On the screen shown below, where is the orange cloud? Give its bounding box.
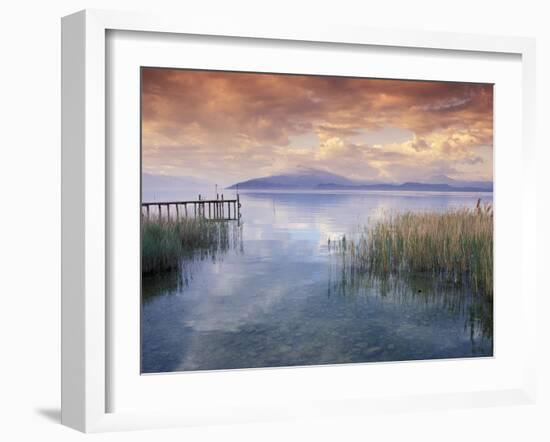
[141,68,493,184]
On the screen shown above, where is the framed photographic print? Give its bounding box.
[139,68,495,374]
[61,9,537,432]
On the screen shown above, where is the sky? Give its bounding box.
[141,68,493,187]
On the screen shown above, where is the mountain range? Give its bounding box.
[227,167,492,192]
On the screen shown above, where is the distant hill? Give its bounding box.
[227,168,493,192]
[317,182,492,192]
[142,173,214,202]
[426,174,493,191]
[226,166,358,190]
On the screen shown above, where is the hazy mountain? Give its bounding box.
[142,173,212,189]
[142,173,214,202]
[228,168,492,192]
[226,166,358,189]
[317,182,491,192]
[427,174,493,191]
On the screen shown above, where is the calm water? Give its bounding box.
[141,190,493,373]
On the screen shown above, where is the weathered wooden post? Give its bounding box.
[237,193,241,225]
[175,204,179,219]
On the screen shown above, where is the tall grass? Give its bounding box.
[142,217,241,274]
[330,201,493,298]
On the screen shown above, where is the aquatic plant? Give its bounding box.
[142,217,242,274]
[329,201,493,298]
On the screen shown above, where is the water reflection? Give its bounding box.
[327,267,493,344]
[141,190,493,373]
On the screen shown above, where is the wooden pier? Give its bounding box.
[142,194,241,222]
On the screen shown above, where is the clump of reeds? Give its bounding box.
[330,200,493,298]
[142,217,241,274]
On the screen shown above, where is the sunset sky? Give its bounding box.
[141,68,493,187]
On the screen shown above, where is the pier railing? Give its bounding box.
[141,194,241,222]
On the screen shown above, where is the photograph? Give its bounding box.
[140,68,494,374]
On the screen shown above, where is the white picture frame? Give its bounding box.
[61,9,537,433]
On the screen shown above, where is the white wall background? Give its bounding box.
[0,1,547,440]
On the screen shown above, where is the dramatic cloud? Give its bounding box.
[142,68,493,185]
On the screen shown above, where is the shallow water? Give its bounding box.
[141,190,493,373]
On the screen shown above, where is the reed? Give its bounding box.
[142,217,240,274]
[330,200,493,297]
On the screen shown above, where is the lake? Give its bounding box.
[141,190,493,373]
